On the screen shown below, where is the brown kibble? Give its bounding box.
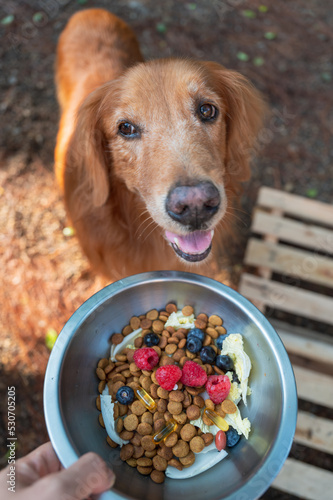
[115,353,127,362]
[95,367,106,381]
[190,436,205,453]
[213,365,225,375]
[165,343,178,354]
[157,444,174,461]
[204,399,215,410]
[131,400,146,416]
[98,413,105,428]
[202,412,213,426]
[126,350,136,364]
[209,314,223,326]
[166,326,175,334]
[129,316,141,330]
[97,358,109,369]
[216,326,227,336]
[206,327,218,339]
[193,395,205,408]
[166,303,178,314]
[169,390,185,402]
[130,433,142,447]
[145,449,157,458]
[152,320,164,333]
[95,395,101,411]
[122,325,133,336]
[137,422,153,436]
[146,309,159,320]
[221,399,237,414]
[140,318,152,329]
[168,458,183,471]
[98,380,106,394]
[159,314,169,323]
[150,383,159,398]
[153,455,168,471]
[203,334,212,346]
[150,470,165,484]
[179,450,195,467]
[157,386,169,399]
[137,457,153,467]
[183,390,192,408]
[116,418,124,434]
[153,411,165,422]
[132,446,145,459]
[168,337,179,345]
[111,333,124,345]
[186,386,203,396]
[106,436,119,448]
[167,401,183,415]
[141,376,152,392]
[180,423,197,442]
[119,430,134,440]
[141,435,156,451]
[202,433,214,446]
[194,318,206,330]
[182,305,194,316]
[124,414,139,431]
[134,337,143,348]
[115,363,130,373]
[126,458,137,467]
[152,346,161,357]
[186,404,201,420]
[154,419,166,434]
[158,336,168,349]
[162,330,170,338]
[164,431,178,448]
[197,313,208,322]
[179,356,189,367]
[172,440,190,458]
[157,399,168,413]
[173,412,187,425]
[178,339,186,349]
[137,466,153,475]
[205,364,213,375]
[120,443,134,461]
[141,412,153,425]
[118,403,128,417]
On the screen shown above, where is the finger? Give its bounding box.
[14,442,62,488]
[27,452,115,499]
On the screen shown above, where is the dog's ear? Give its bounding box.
[203,62,268,182]
[66,83,114,208]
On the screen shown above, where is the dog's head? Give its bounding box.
[68,59,266,263]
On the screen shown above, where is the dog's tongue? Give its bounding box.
[165,230,213,255]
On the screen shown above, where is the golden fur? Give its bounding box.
[55,9,266,281]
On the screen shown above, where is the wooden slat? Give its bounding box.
[277,329,333,366]
[272,458,333,499]
[295,411,333,455]
[293,365,333,408]
[239,273,333,325]
[258,187,333,228]
[244,238,333,289]
[252,210,333,255]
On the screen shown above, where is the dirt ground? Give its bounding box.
[0,0,332,498]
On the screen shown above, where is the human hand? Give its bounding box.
[0,441,115,500]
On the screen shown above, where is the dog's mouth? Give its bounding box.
[165,229,214,263]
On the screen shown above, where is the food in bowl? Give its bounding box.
[95,303,252,484]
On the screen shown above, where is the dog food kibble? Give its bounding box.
[96,303,252,483]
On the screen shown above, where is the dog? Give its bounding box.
[55,9,266,281]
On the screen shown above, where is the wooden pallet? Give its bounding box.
[239,187,333,500]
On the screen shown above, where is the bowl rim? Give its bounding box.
[44,270,298,500]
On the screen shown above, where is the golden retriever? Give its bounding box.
[55,9,266,281]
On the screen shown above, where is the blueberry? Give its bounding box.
[216,333,230,350]
[226,427,241,447]
[186,336,202,353]
[187,328,205,342]
[116,386,135,405]
[232,371,240,384]
[143,333,160,347]
[216,354,234,372]
[200,346,216,364]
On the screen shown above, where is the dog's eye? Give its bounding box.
[118,122,139,138]
[199,103,218,121]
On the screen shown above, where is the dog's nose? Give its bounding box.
[166,181,220,229]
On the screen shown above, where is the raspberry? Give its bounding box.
[206,375,231,404]
[180,360,207,387]
[156,365,182,391]
[133,347,159,370]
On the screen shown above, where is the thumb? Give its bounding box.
[30,452,115,499]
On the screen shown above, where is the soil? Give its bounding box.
[0,1,332,498]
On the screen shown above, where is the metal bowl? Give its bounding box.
[44,271,297,500]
